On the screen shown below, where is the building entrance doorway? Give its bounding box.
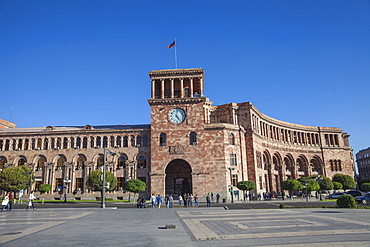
[165,159,192,196]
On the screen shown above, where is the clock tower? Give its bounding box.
[148,68,213,196]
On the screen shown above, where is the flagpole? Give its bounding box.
[174,38,178,69]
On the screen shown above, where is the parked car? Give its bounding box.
[325,192,350,199]
[346,190,364,197]
[354,193,370,205]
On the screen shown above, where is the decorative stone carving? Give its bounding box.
[169,145,184,155]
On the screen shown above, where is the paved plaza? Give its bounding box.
[0,206,369,247]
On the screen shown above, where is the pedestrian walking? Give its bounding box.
[216,193,220,203]
[178,194,183,206]
[26,191,36,210]
[1,194,9,212]
[206,194,211,207]
[165,194,170,208]
[188,194,193,207]
[183,194,188,208]
[194,194,199,207]
[168,195,173,208]
[8,193,13,211]
[156,195,162,209]
[150,194,156,208]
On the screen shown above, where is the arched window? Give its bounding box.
[143,136,149,147]
[103,136,108,148]
[24,139,29,150]
[0,156,7,170]
[116,136,122,147]
[137,156,147,169]
[76,137,81,148]
[189,132,197,145]
[63,137,68,149]
[136,136,141,147]
[159,133,167,146]
[117,156,127,169]
[55,138,61,149]
[123,136,128,147]
[76,156,85,170]
[229,133,235,145]
[83,137,88,148]
[36,157,46,171]
[37,138,42,149]
[18,158,26,166]
[97,155,104,168]
[56,157,65,170]
[96,137,101,148]
[18,139,23,150]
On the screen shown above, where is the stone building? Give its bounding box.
[356,147,370,181]
[0,68,355,200]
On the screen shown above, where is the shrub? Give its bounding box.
[360,183,370,191]
[336,195,357,208]
[279,204,286,209]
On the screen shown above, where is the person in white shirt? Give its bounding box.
[26,191,37,210]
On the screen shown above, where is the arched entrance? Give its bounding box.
[165,159,192,195]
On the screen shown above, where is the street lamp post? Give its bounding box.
[314,175,323,201]
[101,148,120,209]
[63,177,71,203]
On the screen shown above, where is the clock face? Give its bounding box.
[169,108,186,124]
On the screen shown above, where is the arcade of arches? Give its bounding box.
[259,150,324,193]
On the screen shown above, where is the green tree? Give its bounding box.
[125,179,146,201]
[298,177,320,192]
[0,165,32,193]
[281,179,303,200]
[236,181,256,201]
[38,184,52,194]
[332,174,356,191]
[360,183,370,191]
[310,175,334,191]
[333,181,343,191]
[86,169,117,193]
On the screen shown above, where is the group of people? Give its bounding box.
[1,191,37,212]
[141,193,218,208]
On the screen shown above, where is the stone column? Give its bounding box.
[161,79,165,99]
[151,80,155,99]
[189,78,193,97]
[200,77,204,96]
[170,78,174,98]
[180,78,184,98]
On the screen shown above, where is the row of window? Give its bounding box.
[0,154,148,170]
[159,132,198,146]
[0,135,149,151]
[158,132,237,146]
[251,114,340,147]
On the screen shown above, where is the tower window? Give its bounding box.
[159,133,167,146]
[189,132,197,145]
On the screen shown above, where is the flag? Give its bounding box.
[166,40,176,49]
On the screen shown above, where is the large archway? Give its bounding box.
[165,159,192,196]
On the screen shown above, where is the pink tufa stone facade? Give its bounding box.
[0,68,355,201]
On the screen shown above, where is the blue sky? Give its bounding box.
[0,1,369,156]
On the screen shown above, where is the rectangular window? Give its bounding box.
[75,178,83,190]
[117,177,125,190]
[230,154,237,166]
[232,174,238,186]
